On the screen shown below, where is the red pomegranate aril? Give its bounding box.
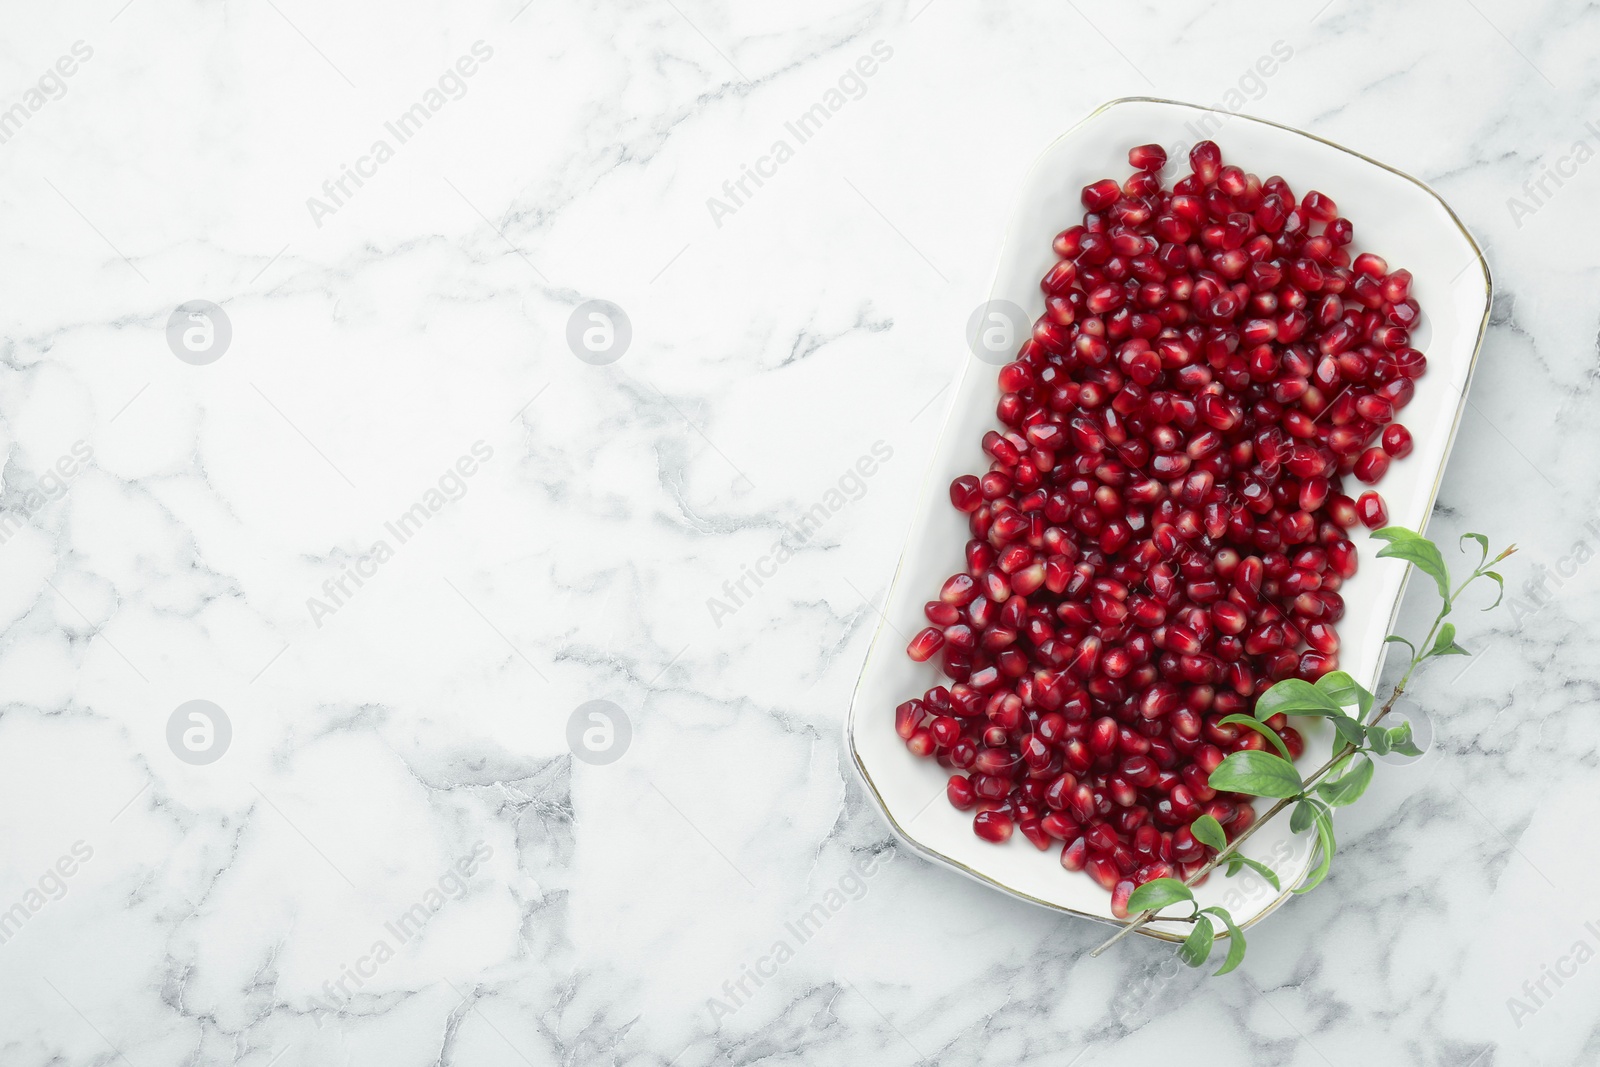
[1353,252,1387,277]
[950,475,981,512]
[1382,423,1413,458]
[1355,394,1394,423]
[1085,822,1119,853]
[1082,178,1122,211]
[973,809,1013,843]
[1121,754,1159,787]
[1305,622,1339,655]
[1019,819,1052,850]
[1325,494,1358,528]
[1069,783,1097,823]
[1086,855,1121,890]
[1380,376,1415,409]
[1041,812,1079,840]
[947,774,977,809]
[1165,625,1201,655]
[1302,190,1338,222]
[1354,447,1391,484]
[1111,878,1136,918]
[941,573,978,606]
[1394,347,1427,378]
[1357,491,1388,529]
[894,700,924,740]
[1044,774,1076,812]
[929,716,963,749]
[978,472,1011,503]
[973,773,1008,800]
[1129,143,1168,171]
[1172,825,1203,863]
[907,627,945,662]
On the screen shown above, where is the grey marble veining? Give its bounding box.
[0,0,1596,1064]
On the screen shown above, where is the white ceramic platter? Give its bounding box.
[847,97,1491,941]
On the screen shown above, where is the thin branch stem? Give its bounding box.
[1091,563,1494,958]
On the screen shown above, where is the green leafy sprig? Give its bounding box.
[1090,527,1513,969]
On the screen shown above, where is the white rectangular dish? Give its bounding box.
[847,97,1491,941]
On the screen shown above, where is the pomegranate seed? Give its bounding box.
[1353,252,1387,277]
[1357,491,1388,529]
[1086,855,1121,891]
[1281,727,1305,760]
[894,700,924,740]
[1111,878,1135,918]
[947,774,977,809]
[929,716,962,748]
[891,139,1425,901]
[1172,825,1202,863]
[1129,143,1167,171]
[907,627,945,662]
[973,809,1013,843]
[1190,141,1221,184]
[1082,179,1122,211]
[1354,447,1390,484]
[1302,190,1337,222]
[1382,424,1413,458]
[1041,812,1078,840]
[950,475,981,512]
[1019,819,1052,850]
[1383,269,1412,303]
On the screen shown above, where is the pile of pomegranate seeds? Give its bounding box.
[895,140,1427,917]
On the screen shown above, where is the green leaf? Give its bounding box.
[1315,671,1374,719]
[1126,877,1194,915]
[1202,907,1247,975]
[1427,622,1470,658]
[1289,798,1323,834]
[1333,714,1368,749]
[1387,722,1423,757]
[1253,678,1345,719]
[1218,713,1294,761]
[1370,526,1452,603]
[1209,750,1304,798]
[1384,634,1418,660]
[1226,855,1244,876]
[1178,915,1215,967]
[1480,571,1506,610]
[1460,532,1489,567]
[1232,855,1281,892]
[1190,813,1228,853]
[1367,723,1392,755]
[1294,809,1337,894]
[1316,754,1374,807]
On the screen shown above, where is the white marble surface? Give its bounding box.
[0,1,1596,1065]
